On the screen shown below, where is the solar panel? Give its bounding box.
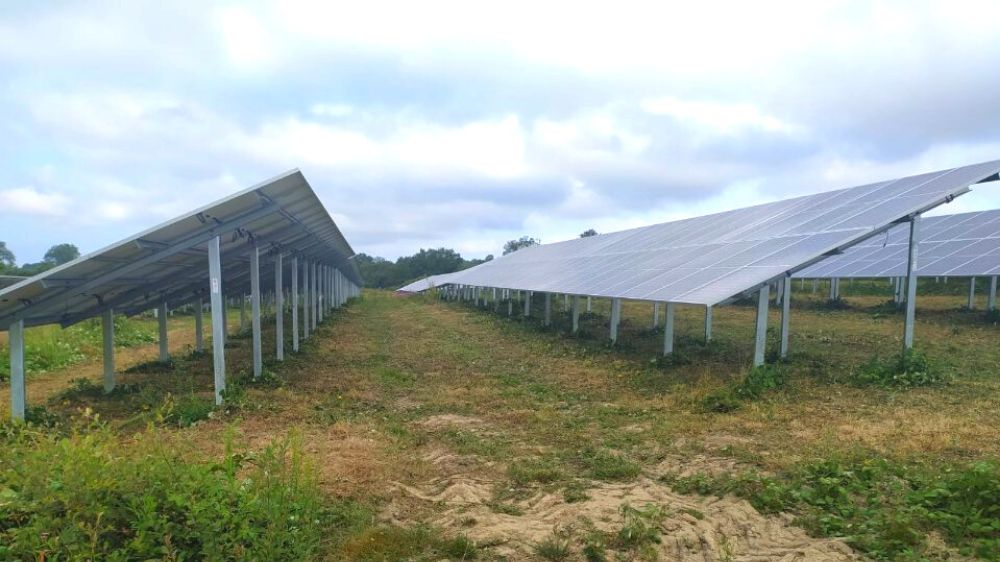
[397,272,462,293]
[0,276,26,290]
[0,170,361,330]
[400,160,1000,305]
[796,208,1000,279]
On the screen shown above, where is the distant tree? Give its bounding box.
[16,262,52,276]
[355,248,490,289]
[0,241,14,272]
[580,229,598,238]
[44,243,80,266]
[484,254,494,262]
[503,236,539,255]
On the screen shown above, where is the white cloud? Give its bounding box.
[310,103,354,117]
[641,97,797,136]
[0,187,70,216]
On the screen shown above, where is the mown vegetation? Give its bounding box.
[0,278,998,560]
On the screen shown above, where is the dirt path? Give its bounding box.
[256,293,859,561]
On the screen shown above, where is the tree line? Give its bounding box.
[359,229,598,289]
[0,241,80,276]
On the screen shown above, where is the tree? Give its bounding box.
[44,243,80,266]
[580,229,598,238]
[484,254,494,262]
[0,241,14,273]
[503,236,539,255]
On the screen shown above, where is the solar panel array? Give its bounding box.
[397,272,462,293]
[399,160,1000,305]
[0,170,360,330]
[796,209,1000,279]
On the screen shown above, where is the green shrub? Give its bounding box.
[0,421,325,561]
[701,364,787,413]
[854,350,950,388]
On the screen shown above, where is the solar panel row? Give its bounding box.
[402,160,1000,306]
[795,209,1000,279]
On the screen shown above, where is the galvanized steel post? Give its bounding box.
[704,305,713,342]
[662,302,675,356]
[9,319,25,420]
[753,285,770,367]
[275,253,284,361]
[158,301,169,362]
[780,274,791,358]
[903,216,921,351]
[208,236,226,405]
[102,308,115,393]
[250,243,262,378]
[292,257,299,351]
[610,298,621,343]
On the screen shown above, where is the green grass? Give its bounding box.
[0,421,326,561]
[665,457,1000,560]
[0,315,156,380]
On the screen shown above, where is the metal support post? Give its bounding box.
[208,236,226,405]
[250,243,262,379]
[158,301,169,362]
[9,319,25,420]
[903,216,921,351]
[753,285,770,367]
[275,253,284,361]
[704,305,713,342]
[662,302,675,356]
[102,308,115,392]
[968,277,977,310]
[652,302,660,329]
[989,276,998,312]
[292,257,299,351]
[572,295,580,333]
[194,297,204,352]
[610,298,621,343]
[544,293,552,326]
[780,274,791,358]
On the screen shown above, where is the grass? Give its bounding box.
[1,286,999,560]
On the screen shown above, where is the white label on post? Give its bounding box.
[211,277,220,294]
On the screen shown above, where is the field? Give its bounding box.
[1,280,999,561]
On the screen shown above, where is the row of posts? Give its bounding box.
[436,216,984,367]
[8,238,360,420]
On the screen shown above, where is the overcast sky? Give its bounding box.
[2,1,1000,263]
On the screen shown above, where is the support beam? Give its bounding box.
[989,276,997,312]
[780,274,791,359]
[753,285,770,367]
[102,308,115,393]
[275,253,284,361]
[587,296,592,312]
[704,305,713,343]
[572,295,580,333]
[903,216,921,351]
[311,262,318,330]
[652,302,660,329]
[250,243,262,379]
[208,236,226,405]
[544,293,552,326]
[158,301,169,362]
[194,298,204,352]
[524,291,531,317]
[292,257,300,352]
[610,298,621,343]
[662,302,675,356]
[10,319,25,420]
[302,260,310,340]
[968,277,977,310]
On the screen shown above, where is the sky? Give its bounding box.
[2,1,1000,264]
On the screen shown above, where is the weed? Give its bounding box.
[508,457,565,485]
[0,421,326,560]
[666,457,1000,560]
[580,449,641,481]
[854,349,950,388]
[701,364,787,412]
[615,503,664,550]
[534,535,571,560]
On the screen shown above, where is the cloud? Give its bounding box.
[0,187,70,216]
[1,1,1000,264]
